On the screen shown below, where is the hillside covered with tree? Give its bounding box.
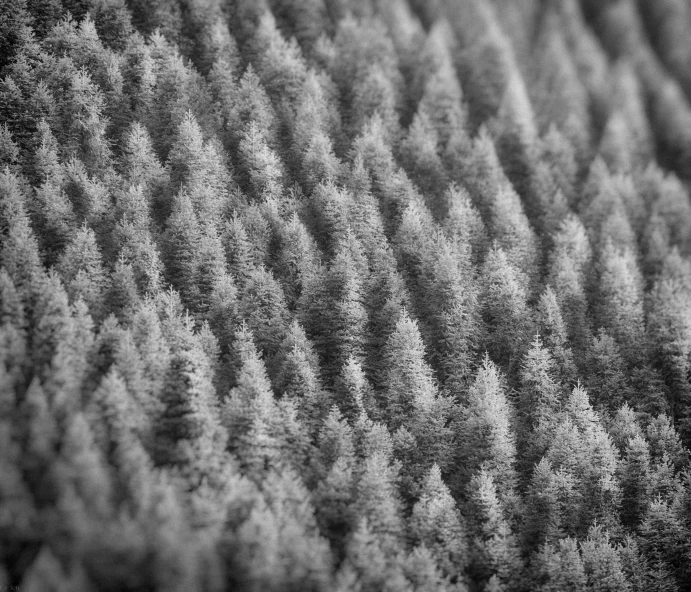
[2,0,691,590]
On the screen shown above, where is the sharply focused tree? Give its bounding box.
[465,468,523,591]
[299,229,368,384]
[481,246,534,373]
[452,356,517,497]
[409,464,468,582]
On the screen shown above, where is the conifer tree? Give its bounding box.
[250,11,308,109]
[535,287,577,385]
[315,453,356,560]
[547,213,593,355]
[452,356,517,496]
[120,122,169,207]
[427,238,483,394]
[212,63,277,153]
[167,110,230,221]
[146,31,218,160]
[481,246,534,372]
[154,320,229,493]
[237,265,290,362]
[595,241,645,362]
[334,355,377,423]
[580,525,631,592]
[56,224,108,318]
[409,464,468,581]
[442,185,488,267]
[161,189,201,308]
[222,324,309,479]
[274,213,321,309]
[518,335,562,470]
[639,497,691,590]
[465,469,523,591]
[648,251,691,438]
[619,434,653,528]
[352,450,404,551]
[533,537,587,592]
[523,457,577,550]
[455,129,539,286]
[273,319,324,416]
[380,309,435,427]
[398,110,448,219]
[362,243,410,384]
[414,22,466,150]
[237,120,285,201]
[299,230,368,384]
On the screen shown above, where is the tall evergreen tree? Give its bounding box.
[465,468,523,591]
[452,356,517,497]
[481,246,534,373]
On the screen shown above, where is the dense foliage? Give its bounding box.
[2,0,691,590]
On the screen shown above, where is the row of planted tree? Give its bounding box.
[1,0,691,590]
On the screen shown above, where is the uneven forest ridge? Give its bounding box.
[1,0,691,590]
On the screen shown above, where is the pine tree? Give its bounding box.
[380,309,435,426]
[535,287,577,385]
[547,213,593,355]
[518,335,562,471]
[442,184,488,267]
[291,69,342,191]
[145,31,218,160]
[538,125,578,209]
[0,0,31,71]
[409,464,468,581]
[0,170,44,302]
[427,237,483,394]
[167,110,230,221]
[414,21,466,150]
[211,63,277,153]
[528,11,590,152]
[237,266,290,361]
[56,224,108,318]
[523,457,577,549]
[465,469,523,591]
[249,11,308,109]
[334,355,377,423]
[161,189,201,308]
[639,497,691,589]
[272,319,326,435]
[452,356,517,496]
[237,120,285,201]
[352,450,404,551]
[274,212,321,309]
[227,468,331,592]
[595,241,645,362]
[315,454,356,560]
[404,544,455,592]
[481,246,534,373]
[299,230,368,384]
[455,129,539,287]
[619,435,653,528]
[362,243,410,385]
[154,319,230,492]
[533,537,587,592]
[648,251,691,439]
[398,110,448,219]
[31,271,94,405]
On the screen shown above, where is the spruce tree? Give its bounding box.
[452,356,517,496]
[481,246,534,373]
[409,464,468,581]
[465,469,523,591]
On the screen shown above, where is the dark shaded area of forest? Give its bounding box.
[2,0,691,590]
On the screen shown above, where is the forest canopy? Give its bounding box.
[1,0,691,590]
